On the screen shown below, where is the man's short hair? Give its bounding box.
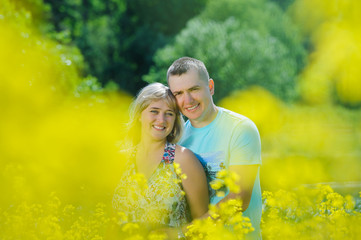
[167,57,210,83]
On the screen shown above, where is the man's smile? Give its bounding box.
[185,103,200,111]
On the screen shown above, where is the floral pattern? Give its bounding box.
[112,142,190,228]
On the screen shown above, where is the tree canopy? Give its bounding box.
[44,0,206,95]
[144,0,307,102]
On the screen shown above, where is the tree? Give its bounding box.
[44,0,206,94]
[144,0,307,103]
[45,0,128,87]
[269,0,295,10]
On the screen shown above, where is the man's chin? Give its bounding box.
[182,108,201,119]
[182,113,200,122]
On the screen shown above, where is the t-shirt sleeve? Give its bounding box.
[229,119,261,166]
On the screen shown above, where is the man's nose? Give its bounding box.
[184,92,193,104]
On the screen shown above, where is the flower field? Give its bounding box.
[1,0,361,239]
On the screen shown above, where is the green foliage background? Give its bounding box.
[43,0,207,94]
[144,0,307,102]
[1,0,361,239]
[18,0,360,107]
[31,0,309,103]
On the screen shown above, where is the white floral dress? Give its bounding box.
[112,142,191,227]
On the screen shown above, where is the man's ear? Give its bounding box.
[208,79,215,95]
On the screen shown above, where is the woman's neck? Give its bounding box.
[137,137,166,153]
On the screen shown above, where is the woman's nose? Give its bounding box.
[157,114,165,123]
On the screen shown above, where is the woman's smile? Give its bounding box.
[140,100,176,141]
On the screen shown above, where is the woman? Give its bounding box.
[112,83,208,233]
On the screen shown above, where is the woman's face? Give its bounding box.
[140,99,176,142]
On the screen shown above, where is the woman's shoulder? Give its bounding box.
[174,145,205,179]
[174,145,197,164]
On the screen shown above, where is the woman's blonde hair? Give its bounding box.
[128,83,183,145]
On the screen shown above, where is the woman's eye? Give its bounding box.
[150,110,158,114]
[166,112,174,116]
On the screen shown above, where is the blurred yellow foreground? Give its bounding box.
[1,0,360,239]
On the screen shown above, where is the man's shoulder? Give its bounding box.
[182,107,258,134]
[219,107,253,125]
[218,107,260,137]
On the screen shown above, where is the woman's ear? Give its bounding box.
[208,79,215,95]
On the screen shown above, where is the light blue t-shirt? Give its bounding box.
[179,107,262,238]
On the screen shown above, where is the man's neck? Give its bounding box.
[190,105,219,128]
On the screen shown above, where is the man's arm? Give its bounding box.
[197,164,259,221]
[201,118,261,217]
[216,164,259,211]
[222,118,261,211]
[152,164,258,238]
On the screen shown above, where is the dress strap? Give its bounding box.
[162,142,176,164]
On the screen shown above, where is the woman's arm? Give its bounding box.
[175,146,209,219]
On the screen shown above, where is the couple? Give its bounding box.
[113,57,262,239]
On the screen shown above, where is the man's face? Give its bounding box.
[168,69,214,123]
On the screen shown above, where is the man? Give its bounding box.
[167,57,262,239]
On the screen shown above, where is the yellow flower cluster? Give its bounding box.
[173,162,188,181]
[185,199,254,240]
[290,0,361,105]
[262,185,361,239]
[1,183,360,239]
[184,170,253,239]
[1,1,360,239]
[0,193,114,239]
[173,162,187,196]
[210,169,241,197]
